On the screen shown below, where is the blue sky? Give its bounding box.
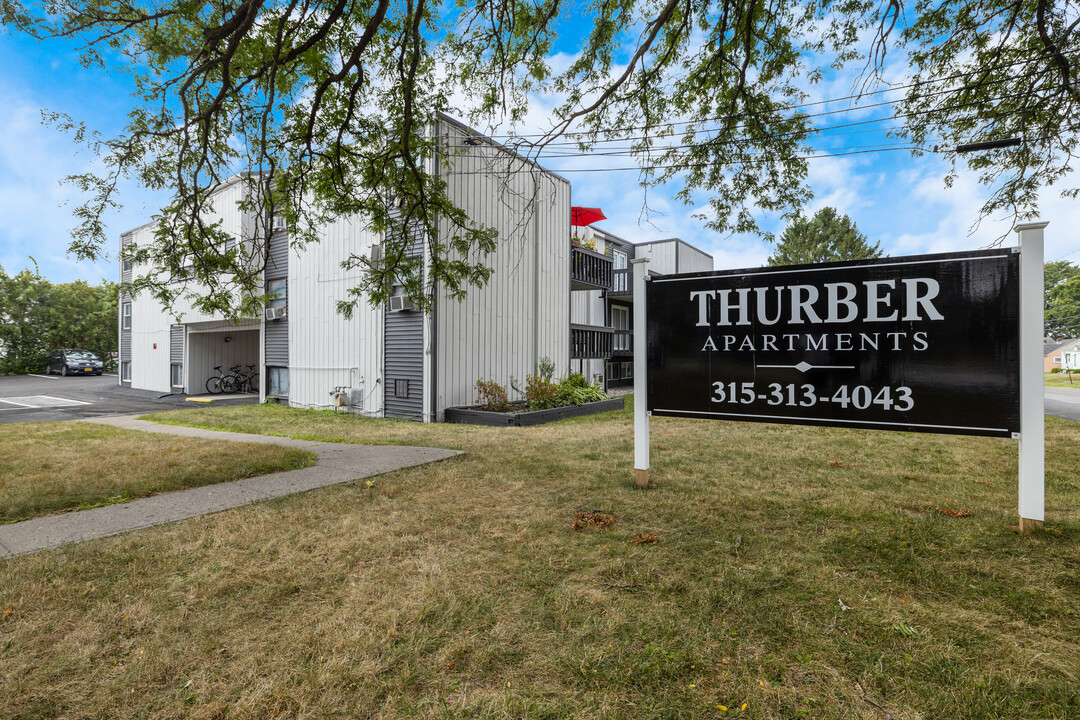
[0,22,1075,286]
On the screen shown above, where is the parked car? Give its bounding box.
[45,349,104,376]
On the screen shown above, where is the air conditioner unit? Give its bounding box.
[264,306,287,320]
[369,244,383,264]
[388,295,415,312]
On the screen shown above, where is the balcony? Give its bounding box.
[570,323,614,359]
[610,268,664,299]
[612,329,632,357]
[571,246,613,291]
[611,268,631,296]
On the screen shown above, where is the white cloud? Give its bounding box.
[0,80,167,284]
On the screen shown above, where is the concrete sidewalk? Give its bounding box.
[0,415,463,559]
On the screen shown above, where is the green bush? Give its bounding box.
[536,356,556,382]
[1052,367,1064,374]
[482,366,609,412]
[563,372,589,388]
[557,377,609,405]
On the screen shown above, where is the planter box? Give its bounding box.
[445,397,625,427]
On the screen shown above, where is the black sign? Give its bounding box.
[646,249,1020,437]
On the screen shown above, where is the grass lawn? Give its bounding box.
[1,401,1078,719]
[0,422,316,522]
[1045,371,1080,389]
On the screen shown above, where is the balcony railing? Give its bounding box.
[570,323,614,359]
[571,246,613,291]
[612,329,632,356]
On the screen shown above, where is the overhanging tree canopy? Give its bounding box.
[3,0,1077,317]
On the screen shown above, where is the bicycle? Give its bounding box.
[205,366,229,394]
[229,364,259,393]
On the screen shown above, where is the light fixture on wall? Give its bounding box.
[224,336,233,343]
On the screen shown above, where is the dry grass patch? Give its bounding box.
[0,401,1078,718]
[0,422,315,521]
[1046,371,1080,389]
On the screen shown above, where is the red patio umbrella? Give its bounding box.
[570,206,607,226]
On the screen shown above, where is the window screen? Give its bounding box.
[267,367,289,397]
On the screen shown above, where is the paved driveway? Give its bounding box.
[1044,386,1080,423]
[5,373,1080,425]
[0,374,248,424]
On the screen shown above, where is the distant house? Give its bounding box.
[1044,337,1080,371]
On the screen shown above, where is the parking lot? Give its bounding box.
[0,374,221,424]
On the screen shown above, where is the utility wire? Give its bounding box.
[440,145,924,176]
[478,51,1065,142]
[435,86,1037,170]
[1049,252,1080,266]
[448,83,1053,166]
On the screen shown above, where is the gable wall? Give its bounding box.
[433,118,571,416]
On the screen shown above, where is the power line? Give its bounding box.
[440,145,924,176]
[477,51,1062,142]
[436,85,1037,170]
[1051,248,1080,262]
[452,83,1052,166]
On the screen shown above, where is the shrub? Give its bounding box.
[554,377,607,407]
[475,379,510,412]
[483,366,608,413]
[536,356,556,382]
[563,372,589,388]
[1051,367,1064,374]
[525,375,559,410]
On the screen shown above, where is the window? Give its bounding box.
[394,379,410,398]
[121,361,131,381]
[171,364,184,388]
[266,278,287,308]
[613,249,628,292]
[612,306,630,352]
[122,302,132,330]
[267,367,289,397]
[606,362,619,380]
[122,259,132,273]
[1055,357,1063,363]
[621,361,633,380]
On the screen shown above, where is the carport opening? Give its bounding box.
[186,328,260,394]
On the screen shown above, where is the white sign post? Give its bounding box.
[1017,221,1048,532]
[632,258,650,488]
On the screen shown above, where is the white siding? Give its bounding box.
[434,118,571,416]
[678,242,714,273]
[635,239,713,275]
[570,291,606,328]
[124,177,265,393]
[635,240,679,275]
[199,177,251,242]
[287,214,384,413]
[126,223,172,392]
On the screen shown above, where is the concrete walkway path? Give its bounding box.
[0,415,463,559]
